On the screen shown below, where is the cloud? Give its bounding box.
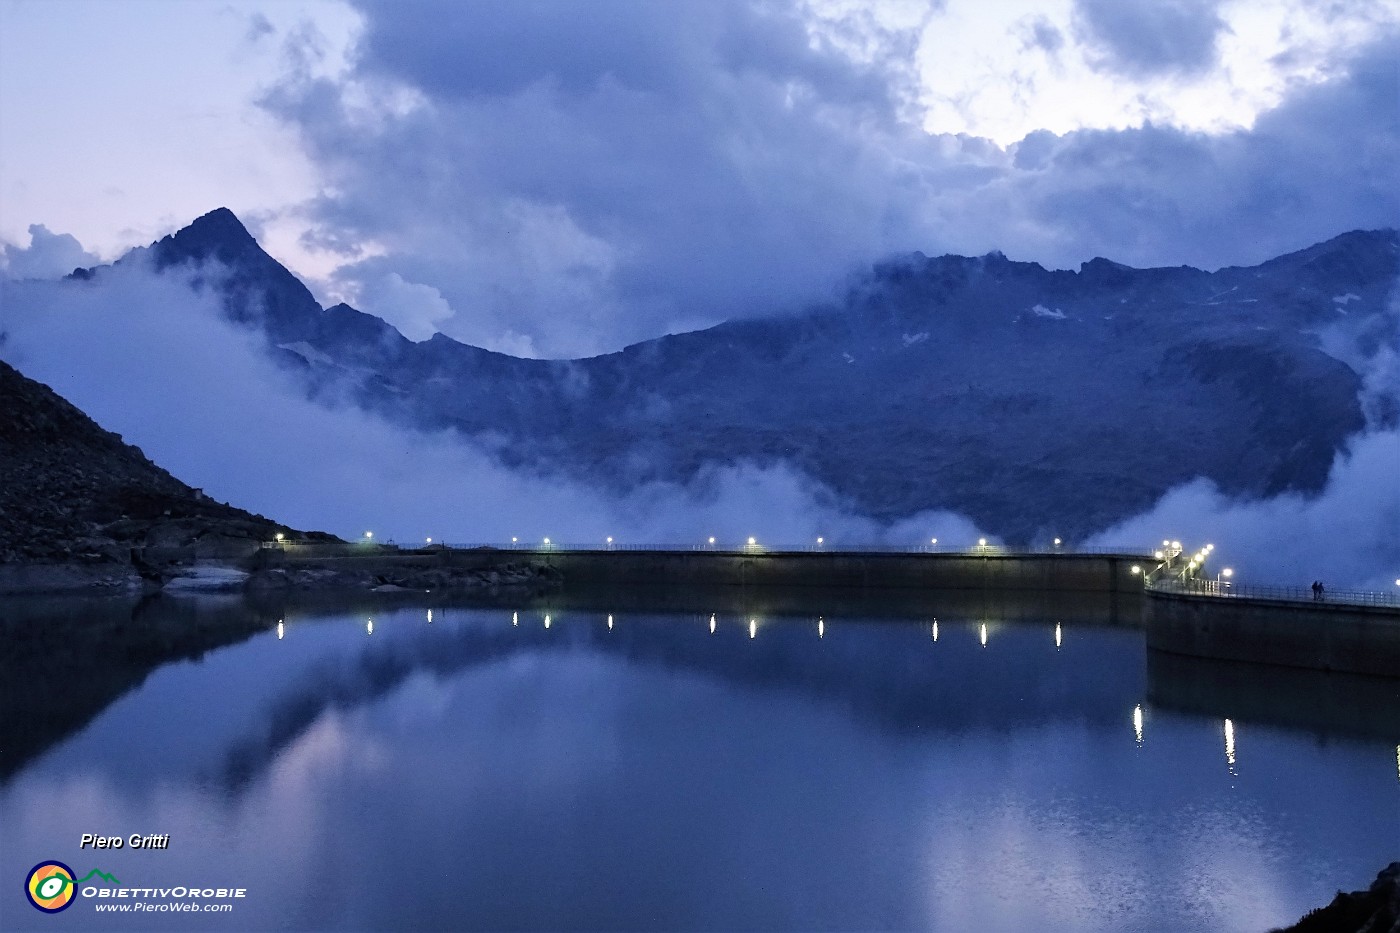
[353,272,453,342]
[1087,429,1400,590]
[259,0,936,357]
[258,1,1400,358]
[1,224,99,281]
[1072,0,1227,78]
[950,32,1400,270]
[0,258,986,546]
[1017,15,1066,56]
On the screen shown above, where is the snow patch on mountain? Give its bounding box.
[278,341,337,367]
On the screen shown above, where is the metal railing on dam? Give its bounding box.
[1148,577,1400,610]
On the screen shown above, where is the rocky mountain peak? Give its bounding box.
[151,206,258,270]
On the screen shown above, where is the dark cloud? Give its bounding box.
[1018,15,1065,56]
[1072,0,1227,78]
[262,0,934,356]
[990,34,1400,269]
[243,12,275,45]
[261,2,1398,356]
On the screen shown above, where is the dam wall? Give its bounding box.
[1145,587,1400,678]
[428,548,1148,594]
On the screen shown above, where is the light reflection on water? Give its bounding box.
[1,595,1397,932]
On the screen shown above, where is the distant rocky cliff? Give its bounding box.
[0,359,330,567]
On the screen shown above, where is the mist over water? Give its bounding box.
[1,258,1396,587]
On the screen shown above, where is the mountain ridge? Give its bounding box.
[73,209,1399,543]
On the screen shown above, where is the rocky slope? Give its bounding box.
[0,358,330,565]
[85,209,1400,542]
[1272,862,1400,932]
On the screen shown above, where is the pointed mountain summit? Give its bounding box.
[141,208,329,343]
[151,206,257,268]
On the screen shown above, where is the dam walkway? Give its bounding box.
[1149,578,1400,610]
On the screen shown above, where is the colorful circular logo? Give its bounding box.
[25,861,77,913]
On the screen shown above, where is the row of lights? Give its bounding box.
[347,534,1020,548]
[298,611,1083,650]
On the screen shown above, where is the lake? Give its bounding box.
[2,588,1397,932]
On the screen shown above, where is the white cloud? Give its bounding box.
[916,0,1400,144]
[0,224,98,280]
[353,272,453,342]
[1088,429,1400,590]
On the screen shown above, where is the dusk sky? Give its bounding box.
[2,0,1398,357]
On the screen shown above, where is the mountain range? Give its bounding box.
[73,208,1399,543]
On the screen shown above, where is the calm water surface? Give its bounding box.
[2,590,1396,932]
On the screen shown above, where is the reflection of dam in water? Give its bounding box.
[1147,650,1400,744]
[7,580,1397,791]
